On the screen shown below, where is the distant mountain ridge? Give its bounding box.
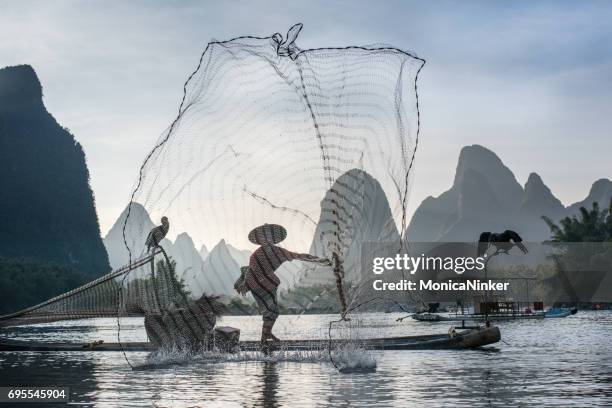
[308,168,400,284]
[103,149,610,300]
[0,65,109,274]
[406,144,612,242]
[103,203,255,297]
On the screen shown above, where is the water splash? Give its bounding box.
[133,344,330,370]
[331,343,377,374]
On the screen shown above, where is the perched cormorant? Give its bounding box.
[145,216,169,251]
[478,229,528,257]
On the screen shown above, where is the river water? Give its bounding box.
[0,311,611,407]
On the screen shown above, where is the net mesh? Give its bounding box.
[0,251,155,327]
[118,24,425,362]
[0,24,426,366]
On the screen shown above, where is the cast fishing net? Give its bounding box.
[0,24,425,368]
[114,23,426,366]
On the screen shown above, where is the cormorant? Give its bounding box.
[145,216,169,251]
[478,229,528,257]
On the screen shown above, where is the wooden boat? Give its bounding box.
[413,312,544,322]
[0,326,500,352]
[544,308,576,318]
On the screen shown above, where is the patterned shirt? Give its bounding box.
[245,244,302,293]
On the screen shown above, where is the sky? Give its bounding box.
[1,0,611,248]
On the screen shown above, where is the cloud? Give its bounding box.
[1,0,610,240]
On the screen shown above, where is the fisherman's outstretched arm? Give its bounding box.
[280,248,331,265]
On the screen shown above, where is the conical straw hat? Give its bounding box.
[248,224,287,245]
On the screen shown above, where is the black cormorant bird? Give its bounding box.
[146,216,170,251]
[478,229,528,257]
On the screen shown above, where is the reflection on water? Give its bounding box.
[256,362,279,408]
[0,312,611,407]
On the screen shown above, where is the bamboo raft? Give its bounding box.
[0,326,500,352]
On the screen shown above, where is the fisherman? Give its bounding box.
[234,223,331,345]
